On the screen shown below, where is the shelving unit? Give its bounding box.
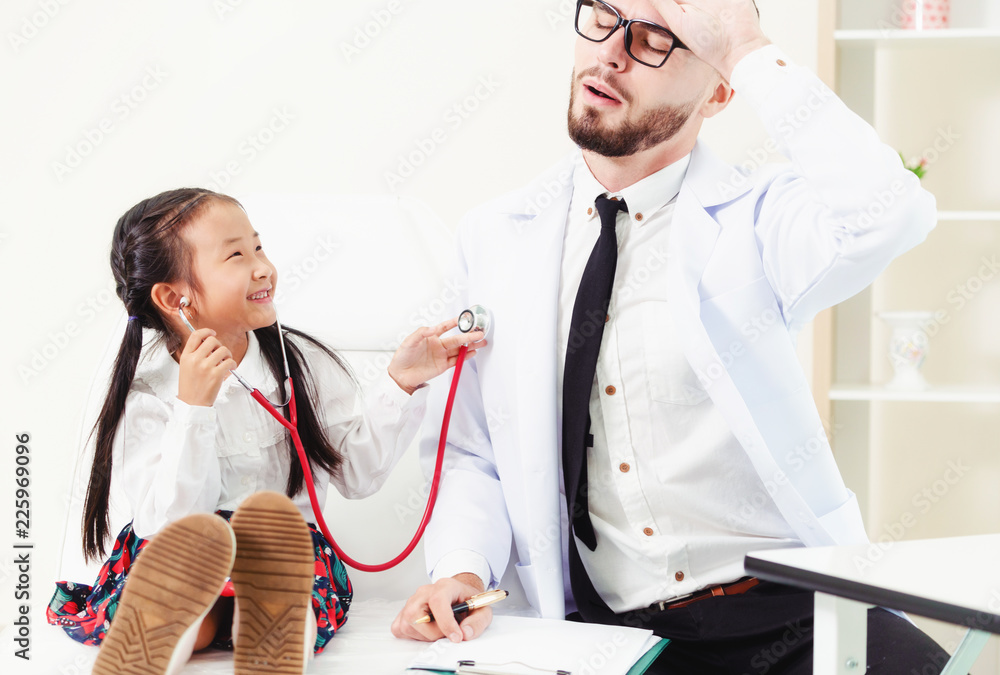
[830,384,1000,403]
[937,210,1000,222]
[829,4,1000,505]
[836,27,1000,47]
[826,1,1000,668]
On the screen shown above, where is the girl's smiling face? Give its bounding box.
[180,200,278,342]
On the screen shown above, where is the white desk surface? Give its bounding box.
[2,599,451,674]
[745,533,1000,633]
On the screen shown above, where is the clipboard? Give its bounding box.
[407,615,668,675]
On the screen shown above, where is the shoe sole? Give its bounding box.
[92,513,235,675]
[231,491,315,675]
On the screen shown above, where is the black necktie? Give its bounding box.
[562,194,627,553]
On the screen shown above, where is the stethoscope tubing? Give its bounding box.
[180,298,467,572]
[249,344,468,572]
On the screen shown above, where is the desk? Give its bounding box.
[3,598,548,674]
[2,600,427,674]
[745,534,1000,675]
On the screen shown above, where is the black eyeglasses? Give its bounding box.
[575,0,689,69]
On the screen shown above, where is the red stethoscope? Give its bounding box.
[179,299,490,572]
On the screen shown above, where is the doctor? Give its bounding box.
[393,0,948,671]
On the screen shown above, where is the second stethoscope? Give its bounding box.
[178,297,491,573]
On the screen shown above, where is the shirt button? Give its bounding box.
[776,59,787,67]
[605,385,616,396]
[635,213,644,222]
[643,527,654,537]
[241,475,252,486]
[243,432,254,443]
[619,462,630,473]
[675,571,685,582]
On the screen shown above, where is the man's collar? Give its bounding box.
[571,151,691,227]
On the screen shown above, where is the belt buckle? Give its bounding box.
[656,590,696,612]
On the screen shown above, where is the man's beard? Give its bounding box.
[567,71,697,158]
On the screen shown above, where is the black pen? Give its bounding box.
[413,589,509,625]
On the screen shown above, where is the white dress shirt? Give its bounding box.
[559,153,802,614]
[118,330,426,539]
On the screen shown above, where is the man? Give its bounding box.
[392,0,948,671]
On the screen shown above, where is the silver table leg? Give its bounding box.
[814,593,869,675]
[941,629,990,675]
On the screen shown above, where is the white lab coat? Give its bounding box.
[421,49,936,620]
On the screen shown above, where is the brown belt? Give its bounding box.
[650,576,760,612]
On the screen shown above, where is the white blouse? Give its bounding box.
[116,329,426,539]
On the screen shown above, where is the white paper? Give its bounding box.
[409,615,662,675]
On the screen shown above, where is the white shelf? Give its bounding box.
[836,28,1000,48]
[937,210,1000,223]
[830,384,1000,403]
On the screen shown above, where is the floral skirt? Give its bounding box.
[46,510,352,654]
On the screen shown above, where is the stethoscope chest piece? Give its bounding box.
[458,305,491,337]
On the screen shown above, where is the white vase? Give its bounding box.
[878,311,936,390]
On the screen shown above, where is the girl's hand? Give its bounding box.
[388,318,486,395]
[178,328,238,407]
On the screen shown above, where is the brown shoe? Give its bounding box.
[92,513,235,675]
[230,491,316,674]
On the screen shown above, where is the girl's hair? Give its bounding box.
[82,188,350,561]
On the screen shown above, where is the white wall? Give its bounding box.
[0,0,820,648]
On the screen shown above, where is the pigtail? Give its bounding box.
[254,325,354,497]
[82,319,144,560]
[80,188,239,560]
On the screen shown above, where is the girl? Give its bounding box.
[46,188,483,674]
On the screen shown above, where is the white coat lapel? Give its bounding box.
[497,159,574,617]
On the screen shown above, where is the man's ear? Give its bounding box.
[701,81,735,120]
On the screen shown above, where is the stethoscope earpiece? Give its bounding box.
[178,297,196,333]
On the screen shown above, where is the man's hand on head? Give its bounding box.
[652,0,771,81]
[391,574,494,643]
